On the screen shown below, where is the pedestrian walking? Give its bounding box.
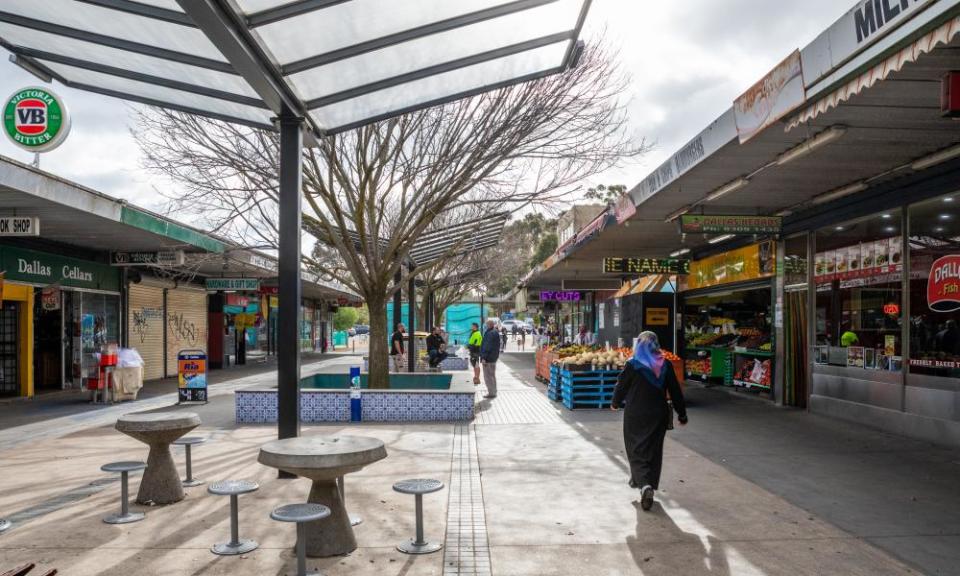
[480,320,501,399]
[517,329,525,351]
[468,322,483,385]
[390,323,406,372]
[611,331,687,511]
[500,326,508,352]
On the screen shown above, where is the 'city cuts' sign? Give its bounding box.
[0,216,39,236]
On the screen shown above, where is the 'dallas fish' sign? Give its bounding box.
[3,86,71,152]
[929,255,960,312]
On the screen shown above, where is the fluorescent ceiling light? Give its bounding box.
[912,144,960,171]
[812,181,867,205]
[705,177,750,203]
[670,248,691,257]
[708,234,736,245]
[665,206,691,223]
[775,209,793,217]
[776,126,847,167]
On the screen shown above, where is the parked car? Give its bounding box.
[353,324,370,335]
[501,319,530,334]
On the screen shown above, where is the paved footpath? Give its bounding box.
[0,353,953,575]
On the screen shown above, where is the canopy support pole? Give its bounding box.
[393,271,402,333]
[277,109,303,469]
[408,266,416,373]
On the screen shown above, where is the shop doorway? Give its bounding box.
[0,301,19,396]
[33,288,63,392]
[785,289,809,408]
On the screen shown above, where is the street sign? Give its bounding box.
[3,87,71,152]
[0,216,39,236]
[206,278,260,291]
[603,258,690,275]
[680,215,782,235]
[540,291,582,302]
[111,250,185,266]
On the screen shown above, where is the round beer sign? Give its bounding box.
[3,86,71,152]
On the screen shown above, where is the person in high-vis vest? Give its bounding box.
[468,323,483,385]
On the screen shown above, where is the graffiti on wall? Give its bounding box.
[131,307,162,344]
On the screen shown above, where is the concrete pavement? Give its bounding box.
[0,351,951,575]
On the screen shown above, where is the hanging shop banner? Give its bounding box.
[0,245,120,291]
[177,349,208,403]
[927,255,960,313]
[540,291,582,302]
[603,258,690,276]
[205,278,260,291]
[734,50,806,144]
[687,241,776,290]
[0,216,39,236]
[680,215,782,235]
[111,250,185,267]
[3,87,71,152]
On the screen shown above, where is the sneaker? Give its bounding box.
[628,479,638,489]
[640,485,655,511]
[483,394,497,399]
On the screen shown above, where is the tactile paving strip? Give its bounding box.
[442,424,491,576]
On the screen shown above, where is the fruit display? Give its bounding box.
[685,358,711,376]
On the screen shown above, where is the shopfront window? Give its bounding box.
[908,193,960,379]
[784,234,808,288]
[814,210,903,371]
[69,291,121,383]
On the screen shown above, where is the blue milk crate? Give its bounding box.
[547,364,562,401]
[559,369,620,410]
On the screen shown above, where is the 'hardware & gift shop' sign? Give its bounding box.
[0,246,120,291]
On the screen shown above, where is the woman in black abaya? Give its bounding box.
[611,331,688,511]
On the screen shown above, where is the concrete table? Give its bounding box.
[259,436,387,557]
[116,412,201,505]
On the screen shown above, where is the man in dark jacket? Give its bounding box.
[426,326,448,369]
[480,320,501,398]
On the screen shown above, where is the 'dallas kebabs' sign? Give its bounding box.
[928,255,960,312]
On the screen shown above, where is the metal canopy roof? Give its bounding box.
[342,211,509,267]
[0,0,590,135]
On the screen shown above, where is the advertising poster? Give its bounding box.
[835,249,847,276]
[861,242,875,272]
[178,350,208,403]
[825,250,836,277]
[875,240,889,270]
[815,252,826,278]
[890,236,903,269]
[847,245,861,276]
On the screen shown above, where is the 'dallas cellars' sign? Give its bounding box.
[3,86,72,152]
[928,255,960,312]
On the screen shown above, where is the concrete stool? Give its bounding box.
[337,475,362,526]
[173,436,206,487]
[101,461,147,524]
[208,480,259,555]
[271,503,331,576]
[392,479,445,554]
[0,518,10,534]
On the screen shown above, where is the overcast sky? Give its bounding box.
[0,0,848,213]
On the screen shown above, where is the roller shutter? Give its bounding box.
[165,287,208,378]
[127,284,165,381]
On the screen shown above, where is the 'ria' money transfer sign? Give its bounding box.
[3,87,71,152]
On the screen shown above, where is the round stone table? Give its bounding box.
[258,435,387,557]
[116,412,201,505]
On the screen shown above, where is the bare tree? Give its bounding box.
[134,42,645,388]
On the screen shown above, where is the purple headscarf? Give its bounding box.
[631,331,665,379]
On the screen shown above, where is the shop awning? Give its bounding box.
[0,0,591,135]
[786,14,960,131]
